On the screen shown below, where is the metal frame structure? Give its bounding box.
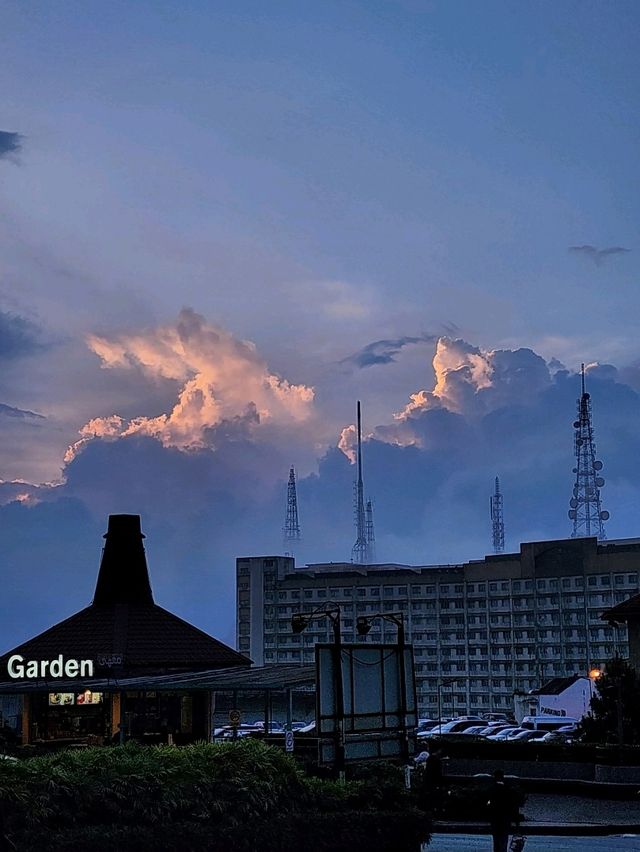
[351,401,373,564]
[283,466,301,552]
[569,365,609,539]
[355,612,410,762]
[490,476,505,554]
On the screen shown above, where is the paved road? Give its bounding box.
[425,835,640,851]
[524,794,640,824]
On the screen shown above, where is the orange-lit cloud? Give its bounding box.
[67,309,315,460]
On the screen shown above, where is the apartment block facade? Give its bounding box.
[236,537,640,716]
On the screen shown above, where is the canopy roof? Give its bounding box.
[0,514,250,682]
[601,592,640,624]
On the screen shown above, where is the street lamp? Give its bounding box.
[291,603,344,774]
[588,667,601,704]
[356,612,409,763]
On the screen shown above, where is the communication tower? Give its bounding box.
[351,401,373,564]
[283,466,301,553]
[568,365,609,539]
[490,476,505,554]
[365,499,376,562]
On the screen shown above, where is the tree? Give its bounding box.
[580,656,640,744]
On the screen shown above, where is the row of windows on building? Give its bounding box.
[244,573,639,600]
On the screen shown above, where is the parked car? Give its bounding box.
[425,719,485,737]
[508,729,547,742]
[486,727,522,741]
[539,731,576,744]
[476,724,512,737]
[213,724,263,739]
[520,715,580,732]
[459,725,488,736]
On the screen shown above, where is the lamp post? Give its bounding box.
[356,612,409,763]
[291,603,344,775]
[588,667,601,708]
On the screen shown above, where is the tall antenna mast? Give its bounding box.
[490,476,505,554]
[283,466,301,553]
[351,401,371,563]
[568,364,609,539]
[365,499,376,562]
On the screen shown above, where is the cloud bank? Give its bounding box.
[3,319,640,655]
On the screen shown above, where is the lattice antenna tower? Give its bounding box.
[568,365,609,539]
[365,499,376,562]
[283,466,301,553]
[490,476,505,554]
[351,401,371,564]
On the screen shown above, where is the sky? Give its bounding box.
[1,0,639,652]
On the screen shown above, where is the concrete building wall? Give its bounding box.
[236,538,640,717]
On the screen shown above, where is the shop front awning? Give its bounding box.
[0,664,316,695]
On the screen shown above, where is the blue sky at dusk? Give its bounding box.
[1,1,639,651]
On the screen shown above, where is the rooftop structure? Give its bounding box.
[490,476,505,554]
[569,365,609,539]
[0,514,249,680]
[282,466,301,554]
[351,401,374,564]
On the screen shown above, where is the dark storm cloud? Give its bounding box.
[568,244,631,265]
[0,310,42,360]
[0,131,23,159]
[340,333,436,369]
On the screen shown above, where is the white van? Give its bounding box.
[520,715,579,732]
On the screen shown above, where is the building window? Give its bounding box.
[588,576,597,586]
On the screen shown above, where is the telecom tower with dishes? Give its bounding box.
[568,365,609,539]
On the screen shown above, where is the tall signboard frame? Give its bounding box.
[315,643,417,764]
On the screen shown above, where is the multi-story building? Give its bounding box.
[236,537,640,717]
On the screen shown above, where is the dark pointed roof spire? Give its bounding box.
[93,514,154,606]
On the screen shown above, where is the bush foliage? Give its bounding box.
[0,741,430,851]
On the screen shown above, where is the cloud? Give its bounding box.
[67,308,315,460]
[5,323,640,655]
[0,131,22,160]
[568,244,631,266]
[0,311,42,360]
[385,337,551,436]
[340,333,437,369]
[0,402,45,421]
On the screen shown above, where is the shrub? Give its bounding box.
[0,742,431,851]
